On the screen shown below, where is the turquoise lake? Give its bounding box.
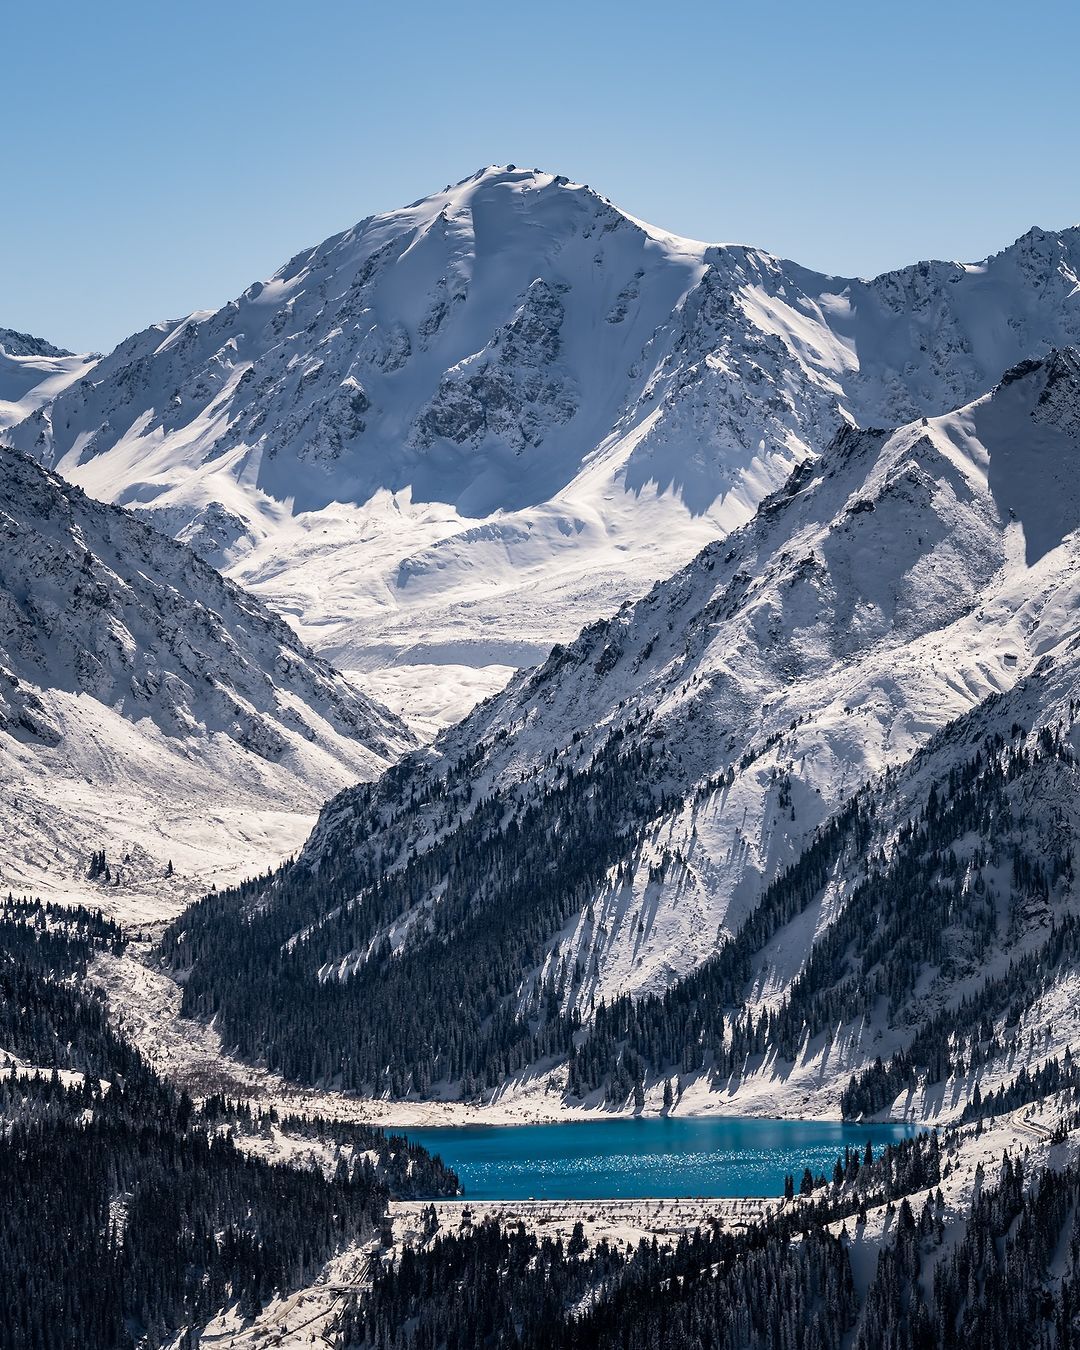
[402,1115,918,1200]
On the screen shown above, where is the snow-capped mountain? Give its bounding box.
[0,329,72,358]
[0,444,411,918]
[164,348,1080,1109]
[0,328,95,431]
[9,168,1079,730]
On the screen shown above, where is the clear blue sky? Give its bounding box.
[5,0,1078,353]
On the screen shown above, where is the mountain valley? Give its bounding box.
[7,162,1080,1350]
[161,346,1080,1121]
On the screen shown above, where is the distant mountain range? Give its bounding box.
[7,166,1079,730]
[0,327,94,432]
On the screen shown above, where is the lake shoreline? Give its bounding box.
[394,1115,917,1203]
[93,948,938,1135]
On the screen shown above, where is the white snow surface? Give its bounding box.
[8,168,1080,726]
[280,349,1080,1114]
[0,444,411,913]
[0,328,94,430]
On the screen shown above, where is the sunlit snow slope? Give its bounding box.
[0,445,411,920]
[0,328,95,430]
[9,168,1079,729]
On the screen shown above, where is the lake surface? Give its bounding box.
[402,1115,918,1201]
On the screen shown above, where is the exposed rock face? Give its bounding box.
[0,328,73,359]
[412,279,577,451]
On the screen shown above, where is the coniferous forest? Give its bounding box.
[160,717,1080,1120]
[0,898,457,1350]
[13,922,1080,1350]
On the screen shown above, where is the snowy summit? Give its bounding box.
[7,168,1080,732]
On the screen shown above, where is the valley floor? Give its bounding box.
[95,936,850,1127]
[89,938,1074,1134]
[0,776,319,929]
[13,892,1076,1347]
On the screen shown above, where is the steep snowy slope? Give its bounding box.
[0,328,96,431]
[0,445,411,919]
[575,647,1080,1122]
[9,169,1079,727]
[163,349,1080,1101]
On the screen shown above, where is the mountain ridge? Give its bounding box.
[162,347,1080,1115]
[0,328,74,359]
[0,442,412,918]
[8,167,1080,730]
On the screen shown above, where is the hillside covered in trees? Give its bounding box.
[0,897,456,1350]
[162,653,1080,1125]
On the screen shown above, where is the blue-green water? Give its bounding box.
[402,1116,917,1200]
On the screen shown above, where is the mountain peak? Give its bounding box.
[984,221,1080,273]
[412,162,600,211]
[0,327,73,359]
[454,163,592,191]
[8,178,1080,729]
[996,343,1080,390]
